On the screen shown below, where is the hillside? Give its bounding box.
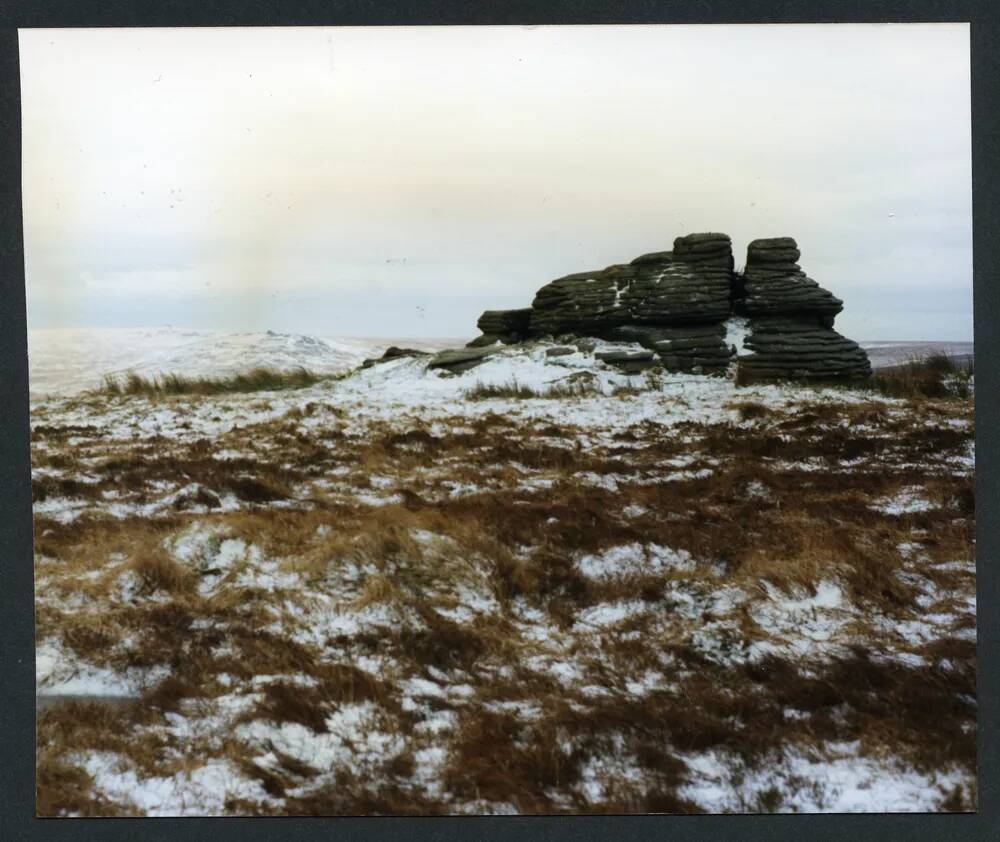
[32,340,976,815]
[27,327,458,397]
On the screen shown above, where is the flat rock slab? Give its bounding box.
[596,350,656,362]
[466,333,503,348]
[427,346,500,369]
[613,359,661,374]
[362,346,431,368]
[477,308,533,335]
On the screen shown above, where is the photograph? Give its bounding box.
[23,23,975,816]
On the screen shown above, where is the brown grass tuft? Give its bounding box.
[129,549,196,596]
[870,353,973,400]
[100,366,330,397]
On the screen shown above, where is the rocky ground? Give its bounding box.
[32,341,976,815]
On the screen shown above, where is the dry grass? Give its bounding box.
[33,376,976,815]
[464,377,602,401]
[735,352,973,400]
[100,366,328,397]
[128,548,196,596]
[871,353,973,400]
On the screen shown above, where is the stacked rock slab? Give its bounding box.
[467,308,534,347]
[516,232,735,373]
[461,231,870,381]
[600,323,733,373]
[738,238,871,380]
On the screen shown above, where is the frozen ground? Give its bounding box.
[26,327,972,397]
[26,327,459,397]
[32,336,976,816]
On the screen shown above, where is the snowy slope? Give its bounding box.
[30,337,976,815]
[26,327,453,397]
[26,327,973,397]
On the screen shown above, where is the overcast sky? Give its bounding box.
[20,24,971,341]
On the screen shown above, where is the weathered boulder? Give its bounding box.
[384,346,429,360]
[739,318,871,380]
[477,308,533,337]
[527,233,734,342]
[466,333,503,348]
[736,239,870,380]
[427,346,499,373]
[743,238,843,319]
[466,230,869,382]
[669,232,736,268]
[595,349,660,374]
[467,308,535,347]
[360,346,431,369]
[595,349,656,363]
[600,323,733,374]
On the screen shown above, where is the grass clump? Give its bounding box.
[870,353,973,400]
[463,379,538,400]
[464,377,602,401]
[732,401,771,421]
[541,378,602,398]
[735,352,972,400]
[128,549,195,596]
[100,366,326,397]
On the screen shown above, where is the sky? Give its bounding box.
[19,24,972,341]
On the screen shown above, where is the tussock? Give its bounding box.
[870,353,973,400]
[464,377,602,401]
[129,549,196,596]
[100,366,328,397]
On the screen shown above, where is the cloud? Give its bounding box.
[19,24,972,340]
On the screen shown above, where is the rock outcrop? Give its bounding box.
[600,323,733,374]
[427,346,500,374]
[486,232,737,374]
[738,238,871,380]
[467,308,534,347]
[361,346,431,369]
[528,233,733,335]
[461,231,869,381]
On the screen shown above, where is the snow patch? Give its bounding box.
[575,543,695,580]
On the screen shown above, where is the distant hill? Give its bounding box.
[27,327,459,397]
[26,328,973,397]
[859,341,974,370]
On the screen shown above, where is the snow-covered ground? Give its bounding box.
[32,336,976,816]
[26,327,459,397]
[25,327,972,398]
